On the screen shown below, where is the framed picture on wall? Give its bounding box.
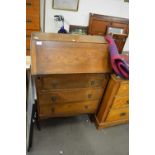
[52,0,79,11]
[69,25,88,35]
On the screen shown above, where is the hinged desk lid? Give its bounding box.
[31,33,112,75]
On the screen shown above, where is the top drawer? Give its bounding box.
[35,74,109,91]
[116,83,129,97]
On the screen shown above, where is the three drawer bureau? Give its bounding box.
[95,74,129,128]
[30,33,112,122]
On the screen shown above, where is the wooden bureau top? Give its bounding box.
[31,32,107,44]
[31,33,112,75]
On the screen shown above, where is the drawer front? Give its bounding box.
[106,107,129,122]
[111,96,129,109]
[35,74,109,91]
[26,0,35,14]
[26,14,40,30]
[26,30,32,51]
[116,83,129,97]
[38,88,104,105]
[26,49,30,56]
[39,100,99,118]
[26,0,40,30]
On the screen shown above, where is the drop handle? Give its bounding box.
[88,94,92,99]
[51,81,59,88]
[120,112,126,117]
[26,35,31,38]
[26,19,32,23]
[26,2,32,6]
[90,80,95,86]
[51,96,57,103]
[51,107,55,113]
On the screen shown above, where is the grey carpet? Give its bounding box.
[27,114,129,155]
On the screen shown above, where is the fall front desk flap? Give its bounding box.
[30,32,112,75]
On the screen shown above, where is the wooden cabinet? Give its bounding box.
[26,0,40,56]
[31,33,112,121]
[88,13,129,53]
[95,74,129,128]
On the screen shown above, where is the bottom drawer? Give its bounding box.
[26,49,30,56]
[39,100,100,118]
[106,107,129,122]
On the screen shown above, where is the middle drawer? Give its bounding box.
[38,88,104,105]
[35,74,109,91]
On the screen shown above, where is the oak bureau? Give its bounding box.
[30,32,112,126]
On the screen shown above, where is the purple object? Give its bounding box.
[105,35,129,79]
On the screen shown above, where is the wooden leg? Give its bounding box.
[27,104,35,152]
[35,100,41,130]
[88,114,95,123]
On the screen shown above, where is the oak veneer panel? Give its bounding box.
[39,100,100,119]
[31,33,112,75]
[38,88,104,105]
[35,74,109,91]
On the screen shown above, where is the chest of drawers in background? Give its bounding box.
[30,33,112,120]
[95,74,129,128]
[88,13,129,53]
[26,0,40,56]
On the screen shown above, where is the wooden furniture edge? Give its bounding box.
[96,75,121,123]
[96,118,129,129]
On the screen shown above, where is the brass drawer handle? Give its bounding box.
[26,34,31,38]
[120,112,126,117]
[51,81,59,88]
[26,2,32,6]
[84,105,88,109]
[105,74,109,79]
[51,107,55,113]
[88,94,92,99]
[26,19,32,23]
[90,80,95,86]
[51,96,57,103]
[37,76,41,80]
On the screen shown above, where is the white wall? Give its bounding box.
[45,0,129,51]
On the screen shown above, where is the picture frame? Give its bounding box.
[106,26,125,35]
[52,0,79,11]
[69,25,88,35]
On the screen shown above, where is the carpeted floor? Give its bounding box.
[27,114,129,155]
